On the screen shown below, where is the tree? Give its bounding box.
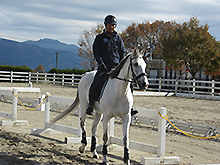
[78,23,104,70]
[204,40,220,79]
[32,65,45,73]
[37,65,45,72]
[120,20,179,59]
[120,22,143,53]
[162,16,220,79]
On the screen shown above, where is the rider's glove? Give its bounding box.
[99,63,108,71]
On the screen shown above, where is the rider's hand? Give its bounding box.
[100,63,108,71]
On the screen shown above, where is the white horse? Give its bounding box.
[50,48,149,165]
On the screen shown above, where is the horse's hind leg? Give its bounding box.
[79,108,87,153]
[122,114,131,165]
[91,113,101,159]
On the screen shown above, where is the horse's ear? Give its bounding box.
[140,49,145,57]
[133,48,140,58]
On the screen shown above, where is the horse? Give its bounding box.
[50,48,149,165]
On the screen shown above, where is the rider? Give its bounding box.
[86,15,138,116]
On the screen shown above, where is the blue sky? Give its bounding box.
[0,0,220,45]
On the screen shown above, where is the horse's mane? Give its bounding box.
[109,54,131,79]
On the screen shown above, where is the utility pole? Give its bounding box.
[55,52,58,69]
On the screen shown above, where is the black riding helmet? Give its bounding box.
[104,15,117,27]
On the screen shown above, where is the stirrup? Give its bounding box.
[86,105,94,115]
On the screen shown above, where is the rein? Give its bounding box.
[115,76,133,83]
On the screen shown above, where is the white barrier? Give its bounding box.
[2,71,220,96]
[106,107,180,165]
[30,94,180,164]
[31,93,91,143]
[0,87,40,126]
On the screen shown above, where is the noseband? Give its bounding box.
[130,56,147,84]
[115,56,147,84]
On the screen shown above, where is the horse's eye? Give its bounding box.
[134,62,138,66]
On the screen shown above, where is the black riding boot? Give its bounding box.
[85,87,95,115]
[85,84,96,115]
[86,68,108,115]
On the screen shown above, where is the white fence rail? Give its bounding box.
[1,71,220,95]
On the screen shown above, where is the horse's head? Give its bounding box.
[129,48,149,90]
[109,48,149,90]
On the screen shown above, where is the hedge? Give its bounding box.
[0,65,31,72]
[0,65,90,74]
[48,68,90,74]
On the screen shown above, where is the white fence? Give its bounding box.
[1,71,220,95]
[0,71,82,86]
[0,87,40,125]
[30,94,179,164]
[108,107,180,164]
[148,78,220,96]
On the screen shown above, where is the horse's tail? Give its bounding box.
[49,91,80,127]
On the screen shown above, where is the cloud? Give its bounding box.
[0,0,219,44]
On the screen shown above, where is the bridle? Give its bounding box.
[115,55,147,84]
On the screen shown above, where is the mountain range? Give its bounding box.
[0,38,83,71]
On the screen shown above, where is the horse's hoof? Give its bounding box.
[79,146,85,153]
[93,154,99,159]
[93,149,99,159]
[100,162,109,165]
[124,159,130,165]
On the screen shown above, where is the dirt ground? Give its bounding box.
[0,82,220,165]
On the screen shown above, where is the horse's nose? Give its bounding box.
[143,81,149,88]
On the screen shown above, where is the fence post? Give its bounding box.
[193,79,196,95]
[72,74,74,86]
[12,88,18,121]
[157,107,166,158]
[62,73,64,85]
[37,72,39,84]
[53,73,56,85]
[212,80,215,96]
[159,78,161,92]
[44,73,47,84]
[109,118,114,137]
[175,79,178,94]
[29,72,31,84]
[10,71,13,83]
[44,92,50,129]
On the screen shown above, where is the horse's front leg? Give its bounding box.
[79,108,87,153]
[91,113,101,159]
[122,114,131,165]
[101,116,109,165]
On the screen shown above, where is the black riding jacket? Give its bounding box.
[93,30,126,71]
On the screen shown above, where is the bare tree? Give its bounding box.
[78,23,104,70]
